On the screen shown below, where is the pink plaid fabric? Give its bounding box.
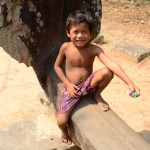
[58,71,97,113]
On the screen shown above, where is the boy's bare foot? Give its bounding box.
[93,93,110,111]
[61,131,72,145]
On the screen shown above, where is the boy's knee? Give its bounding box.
[57,115,68,128]
[102,68,114,79]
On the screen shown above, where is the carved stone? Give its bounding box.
[0,0,101,84]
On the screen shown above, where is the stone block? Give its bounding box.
[68,95,150,149]
[114,41,150,62]
[93,35,104,44]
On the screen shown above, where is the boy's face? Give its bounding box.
[66,22,93,48]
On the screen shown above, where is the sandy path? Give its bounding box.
[0,47,54,126]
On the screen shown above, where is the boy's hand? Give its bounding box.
[128,84,140,96]
[66,83,79,98]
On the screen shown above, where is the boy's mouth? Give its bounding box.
[76,40,84,43]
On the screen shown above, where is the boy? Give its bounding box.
[54,10,140,145]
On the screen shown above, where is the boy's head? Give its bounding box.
[66,10,94,34]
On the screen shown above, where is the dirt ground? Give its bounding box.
[101,0,150,48]
[96,0,150,143]
[0,0,150,146]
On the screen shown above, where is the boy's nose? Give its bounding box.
[77,33,83,37]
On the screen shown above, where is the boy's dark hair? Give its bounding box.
[66,10,94,33]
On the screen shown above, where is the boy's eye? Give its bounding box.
[73,31,78,34]
[82,31,86,34]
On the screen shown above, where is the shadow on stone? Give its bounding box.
[138,130,150,144]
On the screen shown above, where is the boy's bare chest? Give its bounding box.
[65,50,93,65]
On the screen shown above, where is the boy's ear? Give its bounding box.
[66,30,70,37]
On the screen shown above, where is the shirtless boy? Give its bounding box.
[54,10,140,145]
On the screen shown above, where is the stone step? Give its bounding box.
[0,114,77,150]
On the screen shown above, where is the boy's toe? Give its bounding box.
[102,104,110,111]
[67,140,72,145]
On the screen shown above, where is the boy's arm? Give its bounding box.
[97,50,140,95]
[54,43,70,86]
[54,43,78,97]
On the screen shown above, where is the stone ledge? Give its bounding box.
[114,41,150,62]
[47,70,150,150]
[0,114,75,150]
